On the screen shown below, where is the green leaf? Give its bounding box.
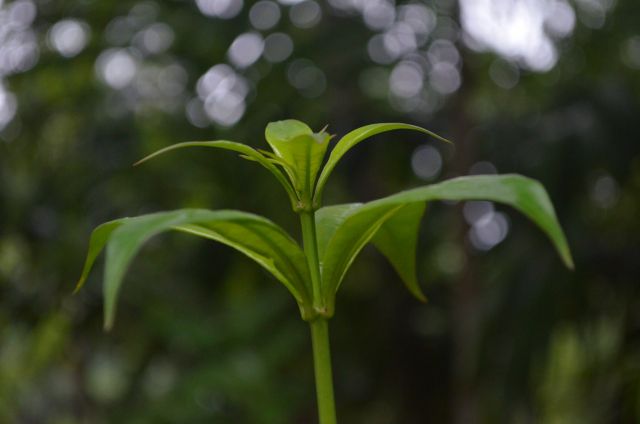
[134,140,299,207]
[265,120,331,203]
[265,119,313,148]
[319,174,573,314]
[313,123,450,206]
[315,203,362,260]
[370,202,427,302]
[74,220,123,293]
[315,202,427,302]
[75,209,312,329]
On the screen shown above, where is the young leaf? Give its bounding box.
[320,174,573,314]
[265,120,332,203]
[315,202,427,302]
[75,209,312,329]
[313,123,450,206]
[265,119,314,149]
[134,140,299,207]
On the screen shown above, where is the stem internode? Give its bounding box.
[300,210,338,423]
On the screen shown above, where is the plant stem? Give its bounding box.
[310,318,337,424]
[300,211,323,307]
[300,211,338,424]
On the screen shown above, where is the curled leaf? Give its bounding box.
[134,140,300,208]
[318,174,573,314]
[76,209,312,329]
[313,123,450,206]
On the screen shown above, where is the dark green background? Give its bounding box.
[1,0,639,422]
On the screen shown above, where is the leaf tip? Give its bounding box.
[72,279,84,295]
[419,127,453,145]
[413,290,428,303]
[132,156,149,167]
[406,282,428,303]
[103,313,115,332]
[563,252,575,271]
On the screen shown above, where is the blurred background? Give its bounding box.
[1,0,639,422]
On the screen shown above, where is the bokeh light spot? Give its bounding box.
[460,0,575,72]
[48,19,90,58]
[227,32,264,68]
[95,49,138,89]
[8,0,36,28]
[591,174,619,209]
[363,0,396,31]
[469,211,510,251]
[289,1,322,29]
[263,32,294,62]
[463,201,494,226]
[196,0,243,19]
[0,84,17,130]
[411,145,442,180]
[249,1,281,30]
[287,58,326,97]
[429,62,461,94]
[133,23,174,55]
[389,61,424,98]
[196,64,249,127]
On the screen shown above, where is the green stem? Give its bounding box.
[300,211,323,307]
[310,318,337,424]
[300,211,337,424]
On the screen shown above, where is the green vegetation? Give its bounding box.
[76,119,572,423]
[2,0,640,422]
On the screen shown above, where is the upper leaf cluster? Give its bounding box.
[76,120,573,327]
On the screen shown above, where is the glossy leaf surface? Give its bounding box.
[265,120,331,202]
[315,202,427,302]
[76,209,311,329]
[319,174,573,313]
[313,123,450,205]
[370,202,427,301]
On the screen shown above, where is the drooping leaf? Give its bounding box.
[134,140,299,207]
[318,203,404,314]
[370,202,427,302]
[319,174,573,314]
[74,220,123,293]
[315,202,427,302]
[265,120,332,202]
[75,209,312,329]
[313,123,450,205]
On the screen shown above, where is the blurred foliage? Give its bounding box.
[1,0,639,422]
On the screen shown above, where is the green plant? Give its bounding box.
[76,119,573,424]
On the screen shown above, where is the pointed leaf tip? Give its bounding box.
[371,202,428,301]
[77,209,312,330]
[318,174,572,313]
[103,319,113,331]
[74,220,124,294]
[132,140,299,208]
